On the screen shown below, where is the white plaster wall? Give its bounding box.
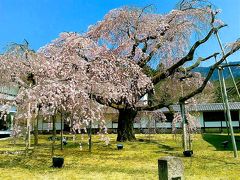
[38,122,63,130]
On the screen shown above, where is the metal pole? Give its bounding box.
[219,67,238,158]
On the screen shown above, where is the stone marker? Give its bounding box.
[158,156,184,180]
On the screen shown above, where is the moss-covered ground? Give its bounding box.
[0,133,240,179]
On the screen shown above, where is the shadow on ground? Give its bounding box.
[202,133,240,151]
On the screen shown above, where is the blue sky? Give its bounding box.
[0,0,239,66]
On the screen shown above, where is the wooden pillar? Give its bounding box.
[60,112,63,151]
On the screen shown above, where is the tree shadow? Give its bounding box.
[136,138,184,157]
[202,133,240,151]
[137,138,175,150]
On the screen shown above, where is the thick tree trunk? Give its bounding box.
[117,108,137,142]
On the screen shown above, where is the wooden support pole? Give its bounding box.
[180,102,188,151]
[219,67,238,158]
[61,112,63,151]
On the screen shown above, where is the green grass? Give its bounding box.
[0,133,240,179]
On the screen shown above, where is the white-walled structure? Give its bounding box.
[1,83,240,133]
[104,102,240,131]
[48,102,240,131]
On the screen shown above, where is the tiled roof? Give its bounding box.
[193,102,240,111]
[156,102,240,113]
[101,102,240,114]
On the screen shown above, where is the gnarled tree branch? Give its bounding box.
[152,24,226,84]
[184,52,219,71]
[179,43,240,103]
